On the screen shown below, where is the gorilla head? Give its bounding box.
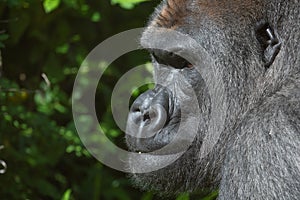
[126,0,300,199]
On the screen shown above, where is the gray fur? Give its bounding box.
[126,0,300,199]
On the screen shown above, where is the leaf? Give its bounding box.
[141,192,154,200]
[43,0,61,13]
[61,189,72,200]
[202,190,219,200]
[176,193,189,200]
[91,12,101,22]
[0,34,9,41]
[56,43,69,54]
[111,0,149,9]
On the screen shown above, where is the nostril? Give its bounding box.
[150,49,193,69]
[142,108,158,122]
[133,108,140,113]
[143,112,150,121]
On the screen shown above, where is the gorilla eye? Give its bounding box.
[150,49,193,69]
[255,21,281,68]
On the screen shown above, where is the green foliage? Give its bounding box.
[111,0,150,9]
[202,190,219,200]
[61,189,72,200]
[0,33,9,48]
[176,193,190,200]
[43,0,61,13]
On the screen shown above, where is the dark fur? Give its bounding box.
[127,0,300,199]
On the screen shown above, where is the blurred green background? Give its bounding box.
[0,0,218,199]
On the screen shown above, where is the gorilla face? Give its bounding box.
[125,0,286,195]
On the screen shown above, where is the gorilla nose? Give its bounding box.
[150,49,192,69]
[126,87,170,152]
[130,101,167,134]
[127,89,169,137]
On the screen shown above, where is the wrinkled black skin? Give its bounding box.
[126,0,300,199]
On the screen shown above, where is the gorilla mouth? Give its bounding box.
[149,49,193,69]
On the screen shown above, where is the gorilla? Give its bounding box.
[126,0,300,199]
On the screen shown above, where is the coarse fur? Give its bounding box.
[126,0,300,199]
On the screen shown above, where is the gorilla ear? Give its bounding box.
[255,21,282,68]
